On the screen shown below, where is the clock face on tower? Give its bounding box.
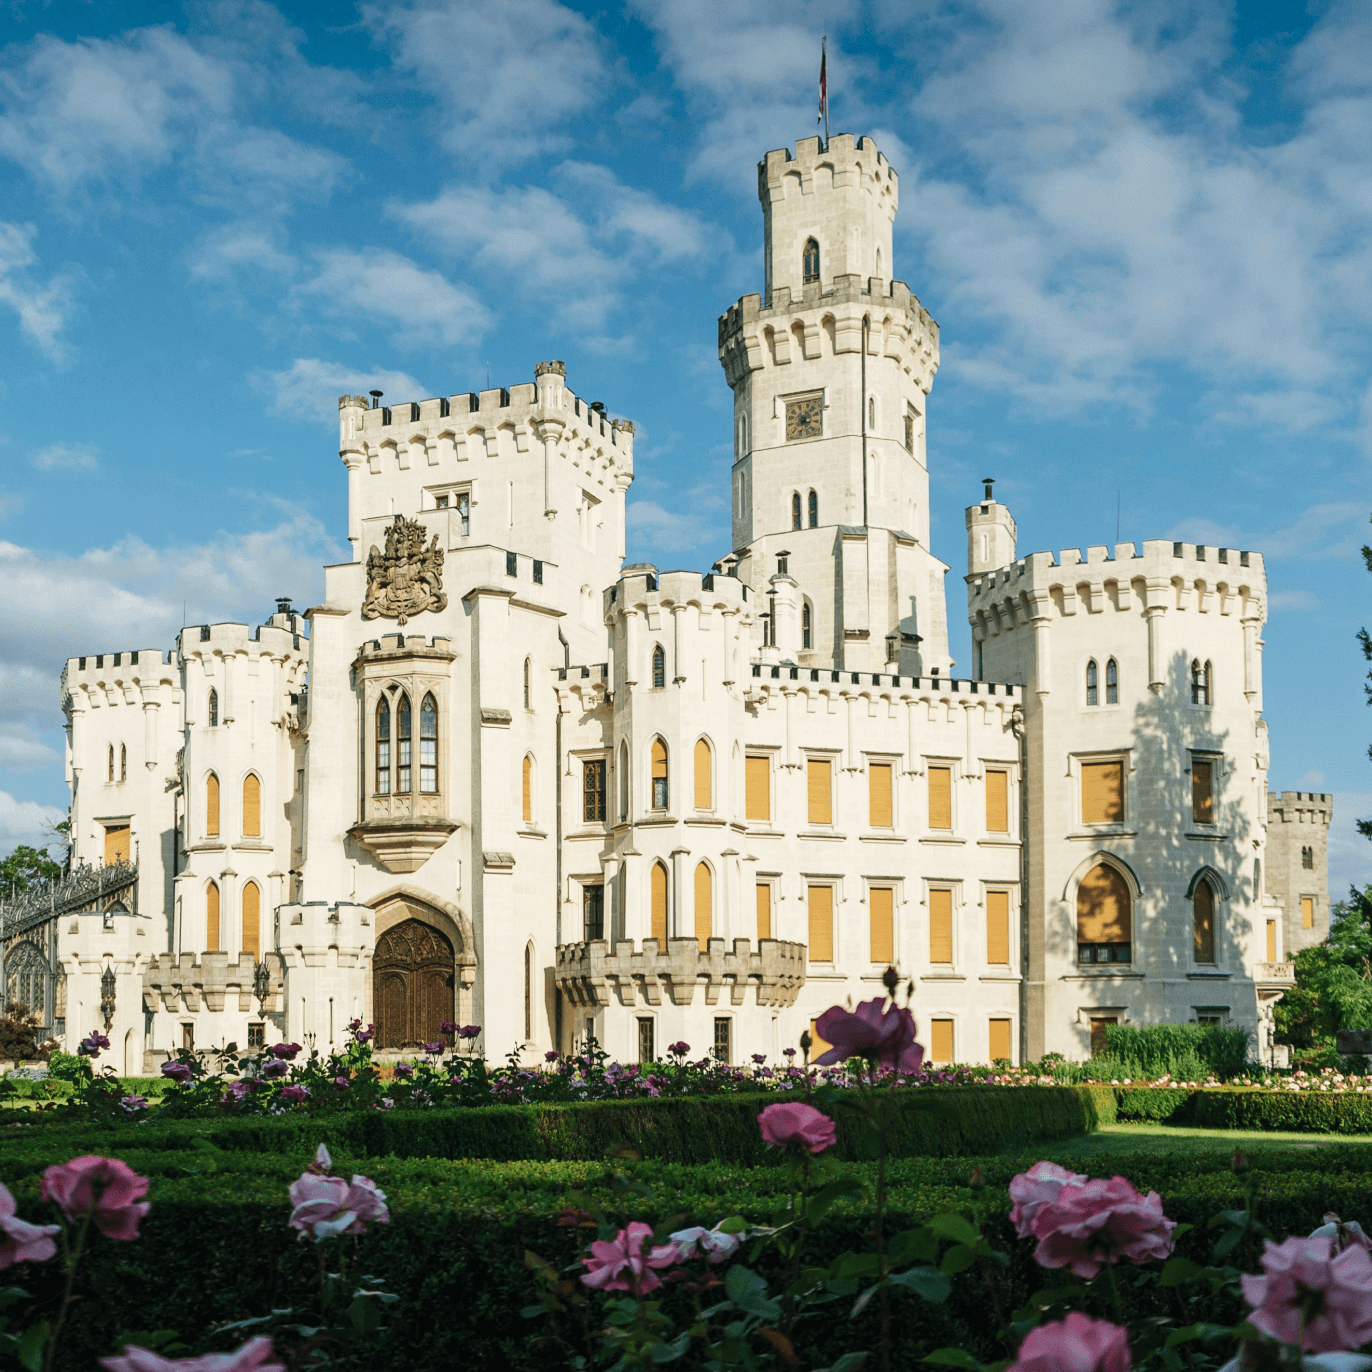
[785,396,823,441]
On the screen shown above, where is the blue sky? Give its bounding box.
[2,0,1371,893]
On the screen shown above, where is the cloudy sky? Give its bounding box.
[2,0,1371,892]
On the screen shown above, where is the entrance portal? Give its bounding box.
[373,918,455,1048]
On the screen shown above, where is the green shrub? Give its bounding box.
[1101,1023,1249,1079]
[1114,1087,1196,1123]
[45,1052,83,1084]
[1189,1088,1372,1135]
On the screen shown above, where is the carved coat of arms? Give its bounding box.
[362,515,447,625]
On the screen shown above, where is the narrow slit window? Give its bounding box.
[376,697,391,795]
[242,880,261,960]
[694,862,712,949]
[1193,879,1215,963]
[652,644,666,689]
[987,890,1010,965]
[107,745,114,782]
[120,744,127,782]
[651,862,668,942]
[523,658,531,709]
[1106,658,1118,704]
[206,881,221,952]
[420,693,438,793]
[206,773,220,837]
[396,693,412,792]
[756,882,772,940]
[651,739,669,810]
[208,689,218,727]
[242,774,260,836]
[792,492,802,530]
[693,739,712,810]
[808,490,818,527]
[522,755,533,823]
[802,602,812,649]
[583,884,604,941]
[1086,659,1098,706]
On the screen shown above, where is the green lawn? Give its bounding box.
[1037,1121,1372,1158]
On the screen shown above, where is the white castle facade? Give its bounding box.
[46,134,1330,1075]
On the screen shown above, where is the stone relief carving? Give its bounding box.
[362,515,447,625]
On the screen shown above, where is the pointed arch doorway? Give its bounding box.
[373,918,455,1048]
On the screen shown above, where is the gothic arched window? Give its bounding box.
[808,490,818,527]
[618,740,629,820]
[420,693,438,793]
[1106,658,1119,705]
[107,745,114,782]
[242,773,260,836]
[1086,660,1099,707]
[1193,877,1216,964]
[376,697,391,795]
[205,772,220,837]
[792,492,802,530]
[396,693,412,792]
[802,602,812,649]
[651,739,669,810]
[208,689,218,727]
[522,755,533,822]
[1077,864,1131,964]
[652,644,666,689]
[523,658,531,710]
[119,743,126,782]
[1191,659,1211,706]
[802,237,820,283]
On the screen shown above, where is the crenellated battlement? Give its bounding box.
[1267,792,1333,825]
[611,565,753,616]
[176,618,308,662]
[142,950,285,1014]
[355,633,454,663]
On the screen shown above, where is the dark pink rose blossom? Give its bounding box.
[279,1085,310,1105]
[120,1095,149,1114]
[458,1025,481,1040]
[393,1063,414,1078]
[0,1182,58,1267]
[1242,1235,1372,1353]
[224,1082,252,1104]
[668,1041,690,1055]
[545,1050,559,1062]
[161,1061,193,1083]
[41,1156,150,1241]
[580,1222,678,1293]
[757,1102,837,1154]
[1009,1161,1088,1238]
[332,1077,350,1091]
[440,1021,457,1035]
[99,1335,285,1372]
[288,1170,389,1242]
[813,998,925,1074]
[347,1018,362,1031]
[260,1059,288,1080]
[423,1042,443,1055]
[269,1043,301,1061]
[1031,1176,1176,1278]
[79,1031,110,1056]
[1009,1313,1130,1372]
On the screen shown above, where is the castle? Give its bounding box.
[27,134,1331,1074]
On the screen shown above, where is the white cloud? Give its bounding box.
[1328,791,1372,897]
[256,358,429,427]
[1268,590,1321,613]
[626,498,727,555]
[0,791,65,854]
[0,221,75,360]
[1168,502,1367,564]
[188,222,296,280]
[32,442,98,471]
[0,725,58,771]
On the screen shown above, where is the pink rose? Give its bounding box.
[580,1222,679,1293]
[1009,1161,1089,1238]
[757,1102,837,1154]
[100,1334,285,1371]
[0,1183,58,1268]
[1309,1214,1372,1253]
[813,998,924,1074]
[288,1171,389,1242]
[161,1061,193,1084]
[1241,1236,1372,1353]
[1031,1176,1175,1278]
[41,1156,150,1241]
[669,1224,744,1264]
[279,1085,310,1105]
[1009,1313,1131,1372]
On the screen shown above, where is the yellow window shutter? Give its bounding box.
[986,890,1010,965]
[988,1018,1012,1063]
[103,824,130,866]
[1081,761,1124,824]
[807,758,832,825]
[807,885,833,962]
[522,756,532,822]
[869,887,894,964]
[930,1019,954,1064]
[206,773,220,837]
[242,774,261,837]
[1266,920,1277,962]
[928,767,952,829]
[869,763,893,827]
[756,883,772,940]
[694,862,712,949]
[651,863,668,943]
[1192,761,1213,823]
[206,882,220,952]
[929,888,953,964]
[1076,865,1131,944]
[1301,897,1314,929]
[745,756,770,822]
[694,740,712,810]
[1193,881,1214,963]
[986,770,1008,832]
[242,881,261,960]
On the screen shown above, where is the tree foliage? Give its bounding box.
[0,844,61,897]
[1273,885,1372,1048]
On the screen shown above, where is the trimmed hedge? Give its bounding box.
[1189,1088,1372,1135]
[1114,1086,1196,1124]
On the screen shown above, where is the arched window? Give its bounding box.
[694,861,712,949]
[208,689,218,727]
[1086,660,1099,706]
[119,744,126,783]
[869,396,876,430]
[618,740,629,820]
[652,644,666,689]
[802,602,812,649]
[396,693,412,792]
[1302,846,1314,870]
[808,490,818,527]
[694,739,712,810]
[242,880,261,960]
[376,697,391,795]
[802,237,820,283]
[206,880,221,952]
[107,745,114,782]
[1191,659,1211,705]
[420,693,438,793]
[205,772,220,837]
[1192,877,1215,964]
[792,492,802,530]
[242,773,260,836]
[522,755,534,823]
[523,658,531,710]
[651,739,668,810]
[650,860,669,942]
[524,941,534,1041]
[1106,658,1118,705]
[1077,864,1131,964]
[876,246,882,277]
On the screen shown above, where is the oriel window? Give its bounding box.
[420,693,438,793]
[376,697,391,795]
[583,759,606,823]
[396,693,412,792]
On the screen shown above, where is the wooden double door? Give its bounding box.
[373,919,455,1048]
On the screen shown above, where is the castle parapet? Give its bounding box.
[555,937,806,1009]
[142,951,285,1015]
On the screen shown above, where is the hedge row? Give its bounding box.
[0,1085,1117,1171]
[10,1139,1369,1372]
[1109,1086,1372,1134]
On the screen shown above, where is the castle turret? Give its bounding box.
[966,478,1017,577]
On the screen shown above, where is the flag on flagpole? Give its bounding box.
[818,37,828,140]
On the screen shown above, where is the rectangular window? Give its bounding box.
[1266,920,1277,962]
[181,1023,195,1051]
[807,885,833,963]
[533,559,543,584]
[247,1023,266,1048]
[296,769,304,794]
[1081,761,1124,824]
[1090,1017,1117,1057]
[1192,760,1213,823]
[904,411,915,453]
[807,758,833,825]
[869,763,893,827]
[104,824,130,866]
[1301,897,1314,929]
[506,551,518,577]
[929,888,953,965]
[745,756,771,822]
[637,1017,654,1063]
[583,884,604,941]
[457,491,470,536]
[870,887,894,964]
[928,766,952,830]
[986,890,1010,965]
[986,770,1009,833]
[929,1019,954,1064]
[583,760,606,823]
[988,1018,1012,1063]
[756,883,772,941]
[713,1018,732,1065]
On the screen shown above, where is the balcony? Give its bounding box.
[1254,961,1296,992]
[556,937,806,1009]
